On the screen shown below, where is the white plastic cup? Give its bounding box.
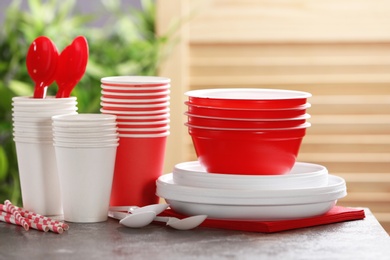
[54,145,118,222]
[12,96,79,215]
[14,141,62,215]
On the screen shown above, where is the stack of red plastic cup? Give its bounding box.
[100,76,170,207]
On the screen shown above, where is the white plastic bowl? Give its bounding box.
[173,161,328,190]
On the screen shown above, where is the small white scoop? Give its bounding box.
[108,204,207,230]
[119,211,157,228]
[109,204,169,215]
[154,215,208,230]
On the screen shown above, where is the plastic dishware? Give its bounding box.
[185,88,312,109]
[108,209,207,230]
[109,204,170,215]
[153,215,207,230]
[56,36,89,98]
[186,112,310,128]
[187,123,310,175]
[186,102,310,119]
[101,84,170,94]
[101,76,170,86]
[101,89,170,100]
[109,134,168,207]
[101,101,170,111]
[26,36,59,98]
[172,161,328,190]
[54,144,118,222]
[119,211,157,228]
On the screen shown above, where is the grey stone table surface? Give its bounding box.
[0,208,389,260]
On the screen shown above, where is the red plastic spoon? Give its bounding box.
[26,36,59,98]
[55,36,89,98]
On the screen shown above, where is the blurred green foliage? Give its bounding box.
[0,0,175,206]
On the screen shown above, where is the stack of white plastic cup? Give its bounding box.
[52,114,119,223]
[12,96,78,216]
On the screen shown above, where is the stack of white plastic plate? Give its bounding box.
[172,161,329,190]
[156,161,347,220]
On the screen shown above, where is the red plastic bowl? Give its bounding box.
[187,124,309,175]
[186,102,310,119]
[186,112,309,128]
[185,88,311,109]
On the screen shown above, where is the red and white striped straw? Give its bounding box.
[17,208,69,231]
[4,200,29,231]
[30,217,64,234]
[0,203,69,231]
[0,212,49,232]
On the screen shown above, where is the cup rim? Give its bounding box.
[101,89,170,96]
[101,84,170,91]
[101,76,170,85]
[52,113,117,122]
[12,96,77,102]
[118,131,170,138]
[117,125,170,132]
[53,143,119,148]
[117,119,170,125]
[101,96,170,104]
[101,108,170,115]
[100,101,170,108]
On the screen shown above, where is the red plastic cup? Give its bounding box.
[109,133,169,206]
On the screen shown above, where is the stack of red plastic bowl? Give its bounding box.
[184,88,312,175]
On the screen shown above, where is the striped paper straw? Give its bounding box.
[4,200,29,231]
[30,218,64,234]
[18,208,69,231]
[0,212,49,232]
[0,204,69,231]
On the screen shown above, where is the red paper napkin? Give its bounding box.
[157,206,365,233]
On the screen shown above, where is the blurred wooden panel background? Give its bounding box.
[156,0,390,232]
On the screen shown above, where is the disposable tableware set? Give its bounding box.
[1,36,365,234]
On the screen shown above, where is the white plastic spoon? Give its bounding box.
[108,204,169,215]
[118,211,157,228]
[154,215,208,230]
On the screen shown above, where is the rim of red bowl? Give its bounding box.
[185,88,311,100]
[184,101,311,111]
[185,122,311,131]
[184,112,311,122]
[185,88,311,109]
